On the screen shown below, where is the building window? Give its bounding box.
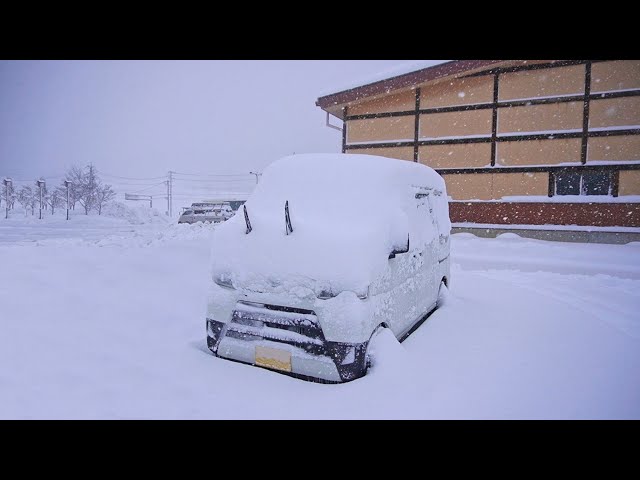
[555,172,581,195]
[554,171,613,196]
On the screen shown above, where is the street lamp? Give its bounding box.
[64,180,72,220]
[36,179,45,220]
[3,178,12,220]
[249,171,262,184]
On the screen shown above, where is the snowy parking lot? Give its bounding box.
[1,216,639,419]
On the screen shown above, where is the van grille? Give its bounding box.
[225,301,325,355]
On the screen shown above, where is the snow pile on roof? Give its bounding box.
[102,201,169,225]
[210,153,447,296]
[319,60,451,97]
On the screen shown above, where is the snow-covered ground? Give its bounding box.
[0,202,170,245]
[1,214,639,419]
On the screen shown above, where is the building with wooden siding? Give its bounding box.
[316,60,640,238]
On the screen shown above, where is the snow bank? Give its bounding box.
[102,201,169,225]
[36,222,217,248]
[210,153,447,296]
[95,222,216,248]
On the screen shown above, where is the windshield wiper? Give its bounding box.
[244,205,252,234]
[285,200,293,235]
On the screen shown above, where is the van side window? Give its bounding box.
[414,192,437,243]
[429,192,450,246]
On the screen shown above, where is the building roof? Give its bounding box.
[316,60,505,118]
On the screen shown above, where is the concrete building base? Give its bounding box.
[452,227,640,245]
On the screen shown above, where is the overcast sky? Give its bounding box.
[0,60,447,204]
[0,60,448,182]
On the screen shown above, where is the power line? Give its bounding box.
[107,181,169,186]
[172,178,255,183]
[172,186,254,191]
[128,181,167,194]
[170,192,251,197]
[172,171,252,177]
[102,173,167,181]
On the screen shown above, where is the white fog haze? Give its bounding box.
[0,60,440,178]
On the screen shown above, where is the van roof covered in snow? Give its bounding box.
[210,153,448,296]
[251,153,445,210]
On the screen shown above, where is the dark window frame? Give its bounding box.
[554,171,613,197]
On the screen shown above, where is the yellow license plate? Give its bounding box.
[255,346,292,372]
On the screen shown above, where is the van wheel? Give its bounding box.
[365,324,387,371]
[436,280,448,308]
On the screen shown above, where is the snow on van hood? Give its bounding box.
[210,153,446,297]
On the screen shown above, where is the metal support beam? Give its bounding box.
[491,74,499,167]
[342,106,348,153]
[414,88,421,162]
[581,61,592,165]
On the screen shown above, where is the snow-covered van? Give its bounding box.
[206,153,451,383]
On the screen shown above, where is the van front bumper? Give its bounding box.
[206,318,367,383]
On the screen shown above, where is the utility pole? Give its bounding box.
[249,171,262,184]
[168,171,173,217]
[3,178,12,219]
[64,180,72,220]
[165,180,170,216]
[36,179,45,220]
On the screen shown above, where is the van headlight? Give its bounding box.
[317,286,369,300]
[214,273,235,289]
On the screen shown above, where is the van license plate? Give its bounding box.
[255,346,292,372]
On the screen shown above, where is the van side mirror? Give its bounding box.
[388,234,410,259]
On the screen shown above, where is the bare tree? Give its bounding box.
[27,187,38,215]
[94,184,116,215]
[45,189,66,215]
[16,186,35,216]
[53,185,69,214]
[60,164,117,215]
[64,165,85,210]
[76,164,99,215]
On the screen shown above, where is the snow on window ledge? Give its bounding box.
[452,222,640,233]
[449,195,640,203]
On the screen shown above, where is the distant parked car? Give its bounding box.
[178,202,234,224]
[205,153,451,383]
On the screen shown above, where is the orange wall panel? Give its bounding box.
[345,146,414,161]
[347,116,414,143]
[497,139,581,166]
[589,97,640,129]
[587,136,640,162]
[419,109,492,138]
[348,89,416,116]
[619,170,640,196]
[492,172,549,198]
[419,143,491,169]
[499,64,585,101]
[421,75,494,108]
[591,61,640,93]
[441,174,493,200]
[498,102,583,134]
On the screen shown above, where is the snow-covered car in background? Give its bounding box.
[206,153,451,383]
[178,202,234,224]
